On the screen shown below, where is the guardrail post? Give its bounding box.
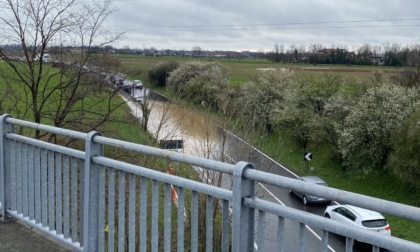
[0,114,14,222]
[232,161,255,252]
[83,131,104,252]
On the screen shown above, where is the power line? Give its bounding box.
[108,17,420,31]
[112,23,420,32]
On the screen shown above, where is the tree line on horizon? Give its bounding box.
[5,41,420,68]
[114,42,420,68]
[269,43,420,67]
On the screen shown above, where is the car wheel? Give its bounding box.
[303,196,308,205]
[325,213,330,218]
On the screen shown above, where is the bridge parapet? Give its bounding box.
[1,114,420,252]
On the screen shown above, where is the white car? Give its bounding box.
[324,204,391,236]
[133,80,143,89]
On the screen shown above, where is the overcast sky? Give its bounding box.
[106,0,420,51]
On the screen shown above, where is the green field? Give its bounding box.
[116,54,404,87]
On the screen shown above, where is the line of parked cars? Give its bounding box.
[289,176,391,236]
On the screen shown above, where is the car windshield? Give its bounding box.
[362,219,387,228]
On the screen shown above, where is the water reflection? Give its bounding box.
[123,89,219,159]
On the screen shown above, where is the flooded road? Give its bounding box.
[126,89,220,159]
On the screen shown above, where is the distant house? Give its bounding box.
[369,55,385,65]
[183,51,193,57]
[241,51,251,57]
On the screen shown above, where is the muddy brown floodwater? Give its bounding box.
[123,94,221,159]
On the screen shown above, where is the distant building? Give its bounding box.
[369,55,385,65]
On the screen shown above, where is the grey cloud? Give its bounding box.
[108,0,420,51]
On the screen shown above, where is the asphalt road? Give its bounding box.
[221,130,388,252]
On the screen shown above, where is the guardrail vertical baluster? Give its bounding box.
[151,179,159,252]
[28,144,35,220]
[0,114,14,221]
[191,191,198,252]
[222,199,229,252]
[26,145,35,220]
[10,140,17,213]
[48,150,55,231]
[129,173,136,252]
[98,165,106,252]
[118,170,126,251]
[70,157,78,242]
[41,149,48,227]
[82,131,104,252]
[178,187,185,252]
[22,143,28,217]
[63,155,70,239]
[346,237,354,252]
[258,210,265,252]
[34,146,41,223]
[277,216,285,252]
[299,223,306,252]
[16,142,23,215]
[80,159,85,246]
[56,153,63,235]
[321,230,329,251]
[232,161,255,252]
[108,168,116,252]
[139,176,147,252]
[206,195,214,252]
[164,183,171,252]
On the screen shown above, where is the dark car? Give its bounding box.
[289,176,331,205]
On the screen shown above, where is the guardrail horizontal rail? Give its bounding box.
[245,197,420,252]
[94,135,236,175]
[245,168,420,223]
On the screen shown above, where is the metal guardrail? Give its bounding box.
[1,114,420,252]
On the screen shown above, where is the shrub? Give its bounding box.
[387,107,420,189]
[167,61,229,108]
[148,60,179,87]
[338,84,418,172]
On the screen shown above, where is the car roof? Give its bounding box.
[299,176,326,184]
[342,205,386,221]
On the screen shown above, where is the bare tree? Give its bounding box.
[288,44,297,62]
[357,43,373,64]
[309,43,323,64]
[0,0,123,138]
[383,42,402,66]
[191,46,202,58]
[273,44,281,62]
